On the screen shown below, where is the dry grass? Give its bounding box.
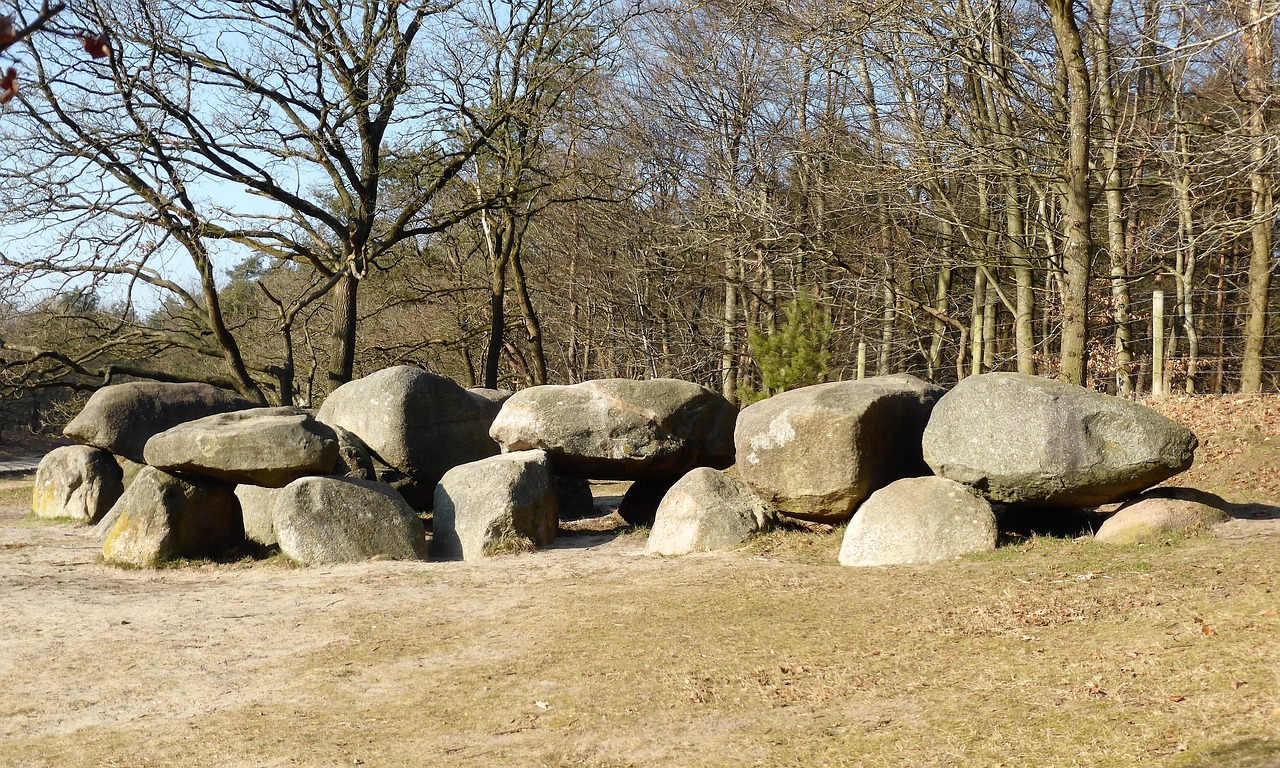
[2,399,1279,766]
[0,478,33,509]
[2,527,1276,767]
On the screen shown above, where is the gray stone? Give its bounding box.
[617,476,680,526]
[143,407,339,487]
[489,378,736,480]
[272,476,429,565]
[102,467,243,567]
[64,382,256,463]
[331,426,377,481]
[31,445,123,523]
[734,375,945,524]
[838,477,997,566]
[117,457,146,490]
[316,366,501,490]
[554,475,596,520]
[922,373,1198,506]
[1094,487,1229,544]
[468,387,514,407]
[234,484,282,546]
[432,450,558,561]
[647,468,771,556]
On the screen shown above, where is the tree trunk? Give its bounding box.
[721,253,737,403]
[1239,0,1275,392]
[1092,0,1133,394]
[327,269,359,394]
[1047,0,1093,386]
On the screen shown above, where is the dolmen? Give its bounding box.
[30,367,1207,570]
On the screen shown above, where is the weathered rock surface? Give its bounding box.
[489,378,736,480]
[143,407,339,487]
[331,426,377,481]
[101,467,243,567]
[554,475,596,520]
[734,374,945,524]
[64,382,256,463]
[468,387,514,407]
[838,476,997,567]
[118,457,147,491]
[31,445,123,523]
[272,476,429,565]
[234,484,283,547]
[316,366,501,489]
[923,373,1198,507]
[647,468,771,556]
[432,450,558,561]
[1094,487,1229,544]
[617,476,681,526]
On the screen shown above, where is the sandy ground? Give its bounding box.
[0,487,721,767]
[2,481,1278,767]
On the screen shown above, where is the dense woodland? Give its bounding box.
[0,0,1277,432]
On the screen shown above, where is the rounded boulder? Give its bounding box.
[838,476,997,566]
[734,374,944,524]
[489,378,737,480]
[923,373,1198,507]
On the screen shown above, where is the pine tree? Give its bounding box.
[740,291,832,404]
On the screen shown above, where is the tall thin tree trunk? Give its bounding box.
[1093,0,1133,393]
[1047,0,1094,386]
[327,269,359,394]
[1239,0,1275,392]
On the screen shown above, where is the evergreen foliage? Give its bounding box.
[740,291,832,405]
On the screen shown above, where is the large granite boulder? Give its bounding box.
[271,476,429,565]
[331,426,377,481]
[143,407,339,487]
[617,476,681,526]
[1094,487,1229,545]
[101,467,243,567]
[489,378,736,480]
[432,450,558,561]
[647,468,772,556]
[234,484,283,547]
[316,366,501,490]
[922,373,1198,507]
[554,475,596,520]
[64,382,257,463]
[734,374,944,524]
[31,445,124,523]
[838,476,997,567]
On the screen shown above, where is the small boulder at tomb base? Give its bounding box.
[143,407,339,487]
[235,484,283,547]
[488,378,737,480]
[922,373,1198,507]
[32,445,123,524]
[432,450,558,561]
[617,475,681,526]
[102,467,243,567]
[647,468,772,556]
[838,476,997,567]
[1094,487,1229,545]
[734,374,945,524]
[271,476,429,565]
[64,381,257,463]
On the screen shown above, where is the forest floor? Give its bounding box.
[0,396,1278,767]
